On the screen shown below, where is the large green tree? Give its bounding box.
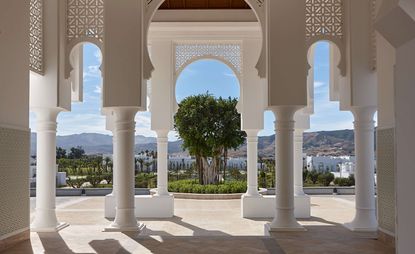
[174,94,246,185]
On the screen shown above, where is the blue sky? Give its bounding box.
[30,42,357,139]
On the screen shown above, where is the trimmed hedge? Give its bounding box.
[168,180,247,194]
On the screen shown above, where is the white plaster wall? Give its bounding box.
[241,39,264,130]
[345,0,377,108]
[103,0,144,108]
[0,0,30,241]
[376,35,396,128]
[395,38,415,254]
[267,1,307,106]
[0,0,30,128]
[30,0,71,111]
[150,40,174,130]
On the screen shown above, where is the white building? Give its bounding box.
[306,156,355,172]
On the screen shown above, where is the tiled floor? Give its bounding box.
[5,196,394,254]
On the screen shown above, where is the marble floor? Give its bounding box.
[5,196,394,254]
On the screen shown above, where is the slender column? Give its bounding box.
[244,130,261,197]
[110,133,117,196]
[31,108,68,232]
[268,106,304,231]
[105,107,144,232]
[294,128,306,196]
[345,107,378,231]
[155,130,169,196]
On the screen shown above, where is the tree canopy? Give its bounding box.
[174,94,246,184]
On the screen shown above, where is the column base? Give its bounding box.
[344,209,378,232]
[104,193,116,218]
[30,222,69,233]
[105,194,174,218]
[103,223,146,233]
[264,222,306,236]
[241,195,310,218]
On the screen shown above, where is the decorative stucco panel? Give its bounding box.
[305,0,344,40]
[29,0,43,74]
[376,128,396,234]
[67,0,104,43]
[0,127,30,238]
[175,43,242,75]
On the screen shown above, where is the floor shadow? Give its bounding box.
[139,216,231,236]
[124,235,286,254]
[89,239,131,254]
[38,232,94,254]
[0,239,34,254]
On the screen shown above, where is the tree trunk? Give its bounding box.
[196,155,204,185]
[202,156,220,185]
[223,148,228,182]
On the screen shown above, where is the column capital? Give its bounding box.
[270,106,303,121]
[244,129,260,137]
[351,106,377,131]
[32,107,63,122]
[155,130,169,138]
[351,106,377,122]
[112,107,139,121]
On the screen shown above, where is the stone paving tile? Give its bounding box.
[6,196,394,254]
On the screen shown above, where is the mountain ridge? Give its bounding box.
[30,129,355,157]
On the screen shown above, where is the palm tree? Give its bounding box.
[144,161,152,173]
[137,158,144,172]
[104,156,111,173]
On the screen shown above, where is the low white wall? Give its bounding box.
[105,194,174,218]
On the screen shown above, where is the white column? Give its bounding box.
[268,106,304,231]
[345,106,378,231]
[105,107,144,232]
[31,108,68,232]
[111,133,117,196]
[244,130,260,197]
[155,130,169,196]
[294,128,306,196]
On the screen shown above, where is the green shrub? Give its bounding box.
[318,172,335,186]
[168,180,247,194]
[334,174,355,186]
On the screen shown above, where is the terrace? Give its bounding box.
[5,196,393,254]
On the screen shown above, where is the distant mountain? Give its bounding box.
[30,129,356,157]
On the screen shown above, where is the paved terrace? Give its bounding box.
[5,196,393,254]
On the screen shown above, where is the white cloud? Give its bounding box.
[56,113,109,135]
[314,81,326,88]
[83,65,102,82]
[94,85,102,94]
[94,49,102,63]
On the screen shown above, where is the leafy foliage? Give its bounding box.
[174,94,246,185]
[168,179,247,194]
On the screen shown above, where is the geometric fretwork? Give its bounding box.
[255,0,264,7]
[175,43,242,74]
[305,0,343,40]
[67,0,104,43]
[29,0,43,74]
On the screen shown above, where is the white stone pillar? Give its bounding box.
[31,108,68,232]
[111,133,117,196]
[294,128,305,196]
[267,106,304,231]
[105,107,144,232]
[155,130,169,196]
[345,106,378,232]
[244,130,260,197]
